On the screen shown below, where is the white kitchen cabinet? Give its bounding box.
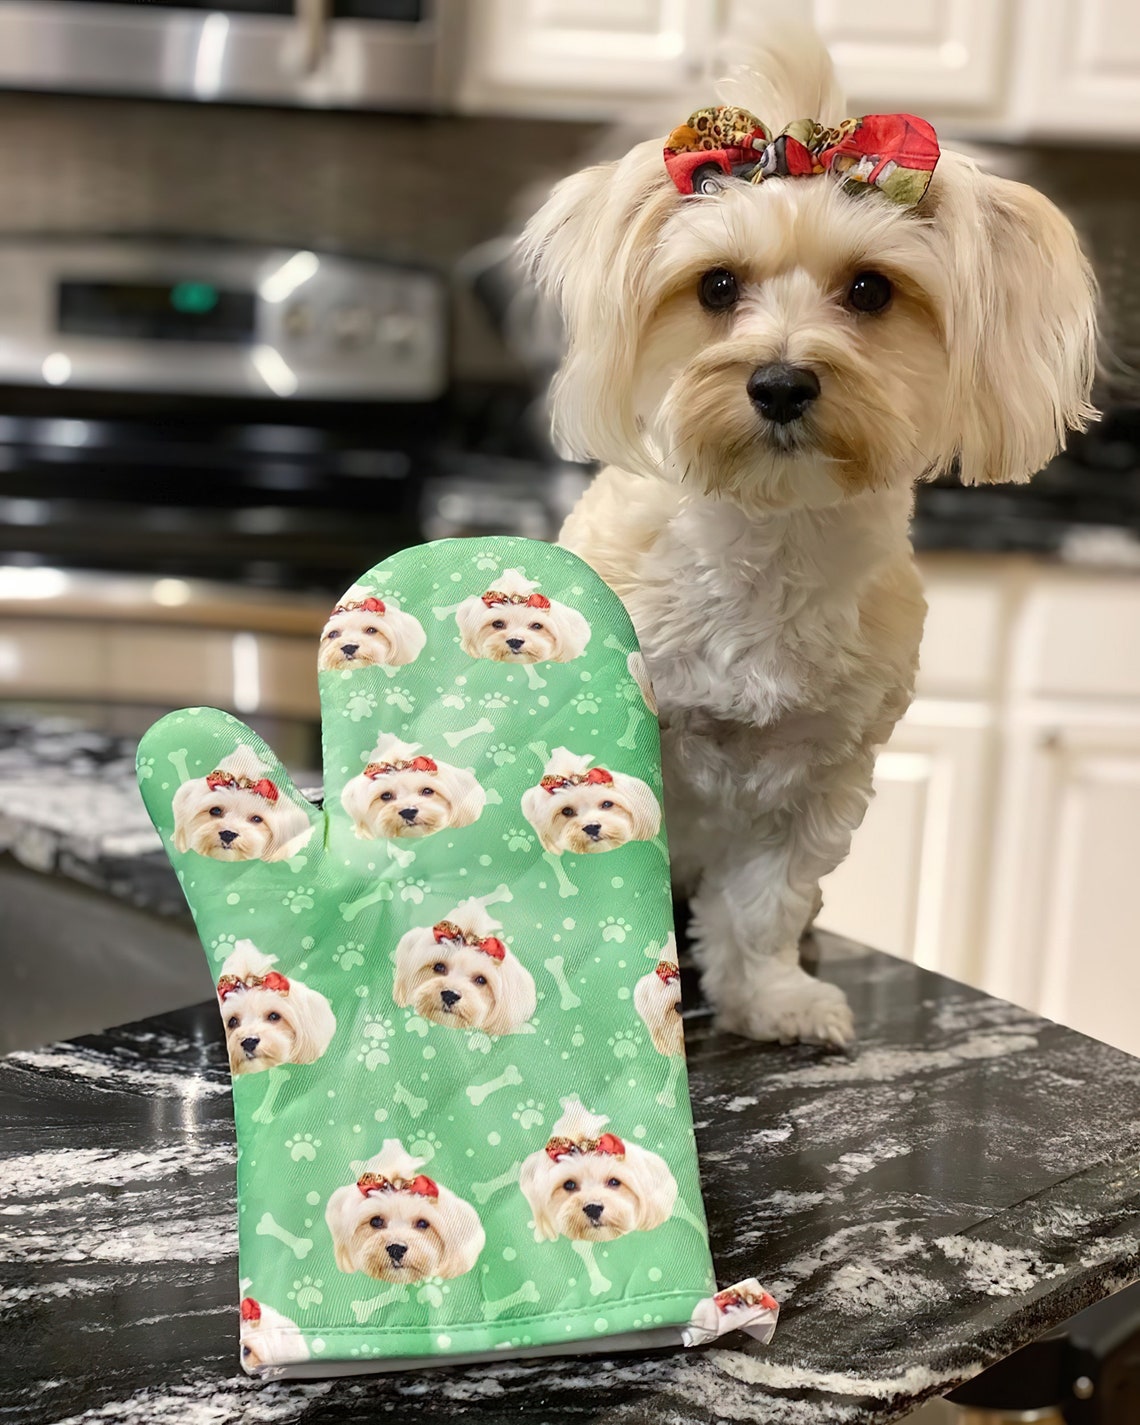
[1009,0,1140,139]
[456,0,718,118]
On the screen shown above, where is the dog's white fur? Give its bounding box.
[634,934,685,1057]
[393,898,537,1035]
[325,1140,485,1283]
[521,747,661,855]
[217,941,336,1076]
[240,1299,309,1374]
[519,1098,677,1243]
[318,584,426,671]
[341,734,486,840]
[171,743,313,863]
[456,567,591,664]
[521,26,1097,1045]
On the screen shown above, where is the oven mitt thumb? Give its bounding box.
[135,536,778,1379]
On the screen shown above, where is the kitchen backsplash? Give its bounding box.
[0,92,1136,387]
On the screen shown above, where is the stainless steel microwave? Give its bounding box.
[0,0,462,110]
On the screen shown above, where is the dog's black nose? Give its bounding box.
[240,1036,259,1054]
[340,643,358,657]
[583,1202,604,1222]
[386,1242,408,1263]
[218,829,239,845]
[747,363,820,424]
[582,823,602,838]
[506,637,525,651]
[399,807,418,822]
[440,989,461,1008]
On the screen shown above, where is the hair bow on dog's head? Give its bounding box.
[545,1131,626,1162]
[664,105,939,207]
[655,960,681,985]
[481,590,551,610]
[540,767,614,794]
[240,1297,262,1324]
[332,595,386,617]
[364,755,438,779]
[356,1171,439,1199]
[205,769,280,802]
[217,970,291,1001]
[431,920,507,961]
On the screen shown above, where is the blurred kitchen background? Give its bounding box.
[1,0,1138,1061]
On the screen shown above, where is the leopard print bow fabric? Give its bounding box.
[664,104,940,207]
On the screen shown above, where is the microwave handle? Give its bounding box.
[295,0,331,74]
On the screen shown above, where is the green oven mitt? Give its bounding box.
[136,537,778,1379]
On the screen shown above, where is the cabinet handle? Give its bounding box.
[295,0,330,75]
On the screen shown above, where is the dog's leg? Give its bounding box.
[690,781,868,1047]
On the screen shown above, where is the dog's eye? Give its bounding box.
[606,1177,622,1189]
[698,267,740,312]
[528,621,543,631]
[326,628,340,639]
[560,806,575,817]
[473,974,487,986]
[242,1345,252,1358]
[420,787,435,797]
[433,961,447,974]
[209,806,224,817]
[491,619,507,630]
[380,790,394,801]
[364,625,378,635]
[369,1215,385,1229]
[267,1011,281,1022]
[414,1217,430,1231]
[227,1015,239,1029]
[249,814,263,824]
[600,800,614,810]
[562,1179,578,1193]
[846,270,892,313]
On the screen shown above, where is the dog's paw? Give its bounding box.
[719,973,855,1049]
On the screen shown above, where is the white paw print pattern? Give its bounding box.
[600,916,632,943]
[406,1130,443,1163]
[512,1100,545,1130]
[479,691,515,711]
[572,691,601,715]
[287,1275,324,1311]
[343,690,377,723]
[137,755,156,780]
[398,877,428,904]
[333,942,366,970]
[285,1133,321,1162]
[283,887,316,914]
[486,743,518,767]
[609,1029,641,1060]
[384,686,416,715]
[502,827,534,853]
[357,1017,393,1069]
[209,933,238,964]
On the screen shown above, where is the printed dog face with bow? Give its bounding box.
[325,1140,485,1283]
[216,941,336,1075]
[521,747,660,856]
[239,1297,308,1374]
[341,734,486,841]
[318,587,426,671]
[634,936,685,1058]
[171,743,313,863]
[392,898,537,1036]
[456,568,591,665]
[522,69,1096,511]
[519,1100,677,1243]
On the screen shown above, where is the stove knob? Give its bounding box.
[329,304,376,349]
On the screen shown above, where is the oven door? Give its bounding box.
[0,0,458,110]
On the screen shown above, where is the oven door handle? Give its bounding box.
[295,0,331,75]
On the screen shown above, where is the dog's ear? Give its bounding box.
[385,608,427,666]
[440,765,486,829]
[519,141,679,470]
[454,596,487,658]
[487,953,537,1036]
[616,774,662,842]
[548,601,591,663]
[170,780,197,853]
[520,784,557,853]
[325,1185,360,1274]
[289,983,336,1064]
[519,1152,559,1242]
[625,1146,677,1232]
[927,151,1098,485]
[434,1194,486,1278]
[266,800,314,862]
[339,775,374,839]
[391,928,423,1007]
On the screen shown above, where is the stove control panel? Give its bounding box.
[0,239,447,401]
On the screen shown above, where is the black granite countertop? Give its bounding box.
[3,935,1140,1424]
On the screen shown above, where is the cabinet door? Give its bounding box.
[804,0,1011,110]
[1010,0,1140,138]
[984,720,1140,1058]
[815,702,995,984]
[458,0,717,117]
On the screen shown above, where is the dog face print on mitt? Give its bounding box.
[392,897,536,1036]
[340,734,486,841]
[634,937,685,1057]
[521,747,660,855]
[325,1141,485,1283]
[240,1298,309,1374]
[318,586,426,671]
[520,1099,677,1243]
[217,941,336,1075]
[171,742,313,863]
[456,568,591,665]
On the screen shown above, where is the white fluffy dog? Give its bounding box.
[520,1099,677,1243]
[318,586,426,671]
[522,747,660,855]
[216,941,336,1076]
[393,898,537,1035]
[522,27,1096,1045]
[325,1140,485,1283]
[171,743,313,863]
[341,734,485,841]
[240,1297,308,1374]
[634,941,685,1057]
[456,567,591,664]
